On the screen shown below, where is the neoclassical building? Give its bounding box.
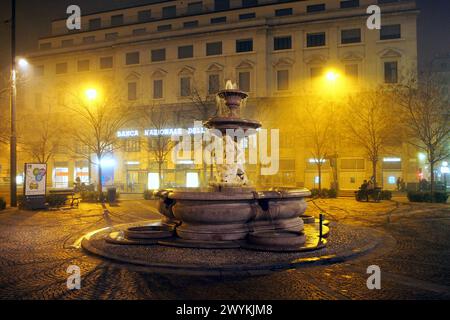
[3,0,435,193]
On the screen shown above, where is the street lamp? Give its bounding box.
[9,0,17,207]
[85,88,98,101]
[325,70,340,82]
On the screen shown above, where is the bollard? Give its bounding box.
[319,213,324,239]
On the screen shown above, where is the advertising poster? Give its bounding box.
[24,163,47,197]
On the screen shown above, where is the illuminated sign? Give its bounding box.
[383,157,401,162]
[117,130,139,138]
[118,127,206,138]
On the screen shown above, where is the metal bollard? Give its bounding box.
[319,213,325,239]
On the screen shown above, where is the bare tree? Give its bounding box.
[393,73,449,198]
[64,89,133,197]
[344,88,398,187]
[20,105,60,164]
[140,103,175,188]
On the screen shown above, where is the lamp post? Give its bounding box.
[10,0,17,207]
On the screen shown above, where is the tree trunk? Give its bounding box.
[317,164,322,191]
[372,160,378,188]
[158,162,163,189]
[97,157,103,201]
[430,162,435,202]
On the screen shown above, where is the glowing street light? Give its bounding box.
[85,88,98,101]
[325,70,340,82]
[17,58,29,69]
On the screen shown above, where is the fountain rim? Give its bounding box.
[166,188,311,200]
[217,89,249,100]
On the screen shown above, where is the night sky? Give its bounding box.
[0,0,449,73]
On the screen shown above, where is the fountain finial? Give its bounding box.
[218,82,248,118]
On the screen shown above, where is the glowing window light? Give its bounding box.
[314,176,320,184]
[309,158,326,163]
[441,167,450,174]
[442,161,448,167]
[388,176,396,184]
[16,175,24,185]
[383,157,401,162]
[126,161,140,165]
[148,173,160,190]
[186,172,199,188]
[100,158,116,168]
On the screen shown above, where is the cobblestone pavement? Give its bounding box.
[0,197,449,300]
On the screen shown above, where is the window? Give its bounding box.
[54,167,69,188]
[215,0,230,11]
[307,4,325,12]
[83,36,95,44]
[125,139,140,152]
[61,39,74,47]
[55,63,68,74]
[128,82,137,100]
[153,79,163,99]
[138,10,152,22]
[133,28,146,36]
[100,56,113,69]
[148,172,160,190]
[211,16,226,24]
[307,32,326,47]
[208,74,220,95]
[157,24,172,31]
[186,172,199,188]
[340,0,359,8]
[180,77,191,97]
[162,5,176,18]
[277,70,289,90]
[236,39,253,52]
[111,14,124,26]
[151,49,166,62]
[184,20,199,28]
[239,13,256,20]
[310,67,323,79]
[35,65,44,77]
[275,8,293,16]
[384,61,398,83]
[77,60,90,72]
[126,52,140,65]
[340,159,365,170]
[274,36,292,50]
[187,2,203,14]
[89,18,101,30]
[178,45,194,59]
[40,42,51,50]
[242,0,258,7]
[206,42,222,56]
[378,0,399,3]
[238,71,250,92]
[341,28,361,44]
[345,64,359,79]
[380,24,401,40]
[105,32,118,41]
[34,93,42,110]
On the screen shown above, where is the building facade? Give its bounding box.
[3,0,439,193]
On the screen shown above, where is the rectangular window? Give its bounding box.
[307,32,326,47]
[242,0,258,7]
[55,63,68,74]
[238,71,250,92]
[239,12,256,20]
[77,60,90,72]
[133,28,146,36]
[153,79,163,99]
[39,42,51,50]
[345,64,359,79]
[380,24,401,40]
[151,49,166,62]
[138,10,152,22]
[162,5,177,18]
[275,8,293,16]
[126,52,140,65]
[111,14,124,26]
[61,39,74,47]
[307,4,326,12]
[178,45,194,59]
[184,20,199,28]
[157,24,172,31]
[236,39,253,52]
[341,28,361,44]
[208,74,220,95]
[83,36,95,44]
[384,61,398,83]
[340,0,359,8]
[180,77,191,97]
[124,140,140,152]
[128,82,137,100]
[274,36,292,50]
[310,67,323,79]
[215,0,230,11]
[100,56,113,69]
[206,42,222,56]
[89,18,101,30]
[54,167,69,188]
[378,0,399,4]
[340,159,365,170]
[105,32,119,41]
[277,70,289,90]
[211,16,226,24]
[187,2,203,14]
